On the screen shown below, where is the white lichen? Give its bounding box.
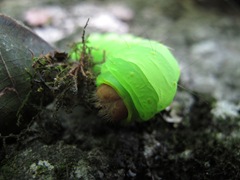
[29,160,54,179]
[211,100,240,119]
[143,132,161,159]
[70,160,94,180]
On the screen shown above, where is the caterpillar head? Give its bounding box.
[95,84,128,121]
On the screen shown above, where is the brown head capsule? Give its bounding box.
[95,84,128,121]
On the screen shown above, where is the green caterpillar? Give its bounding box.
[71,33,180,122]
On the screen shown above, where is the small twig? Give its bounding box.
[82,18,90,45]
